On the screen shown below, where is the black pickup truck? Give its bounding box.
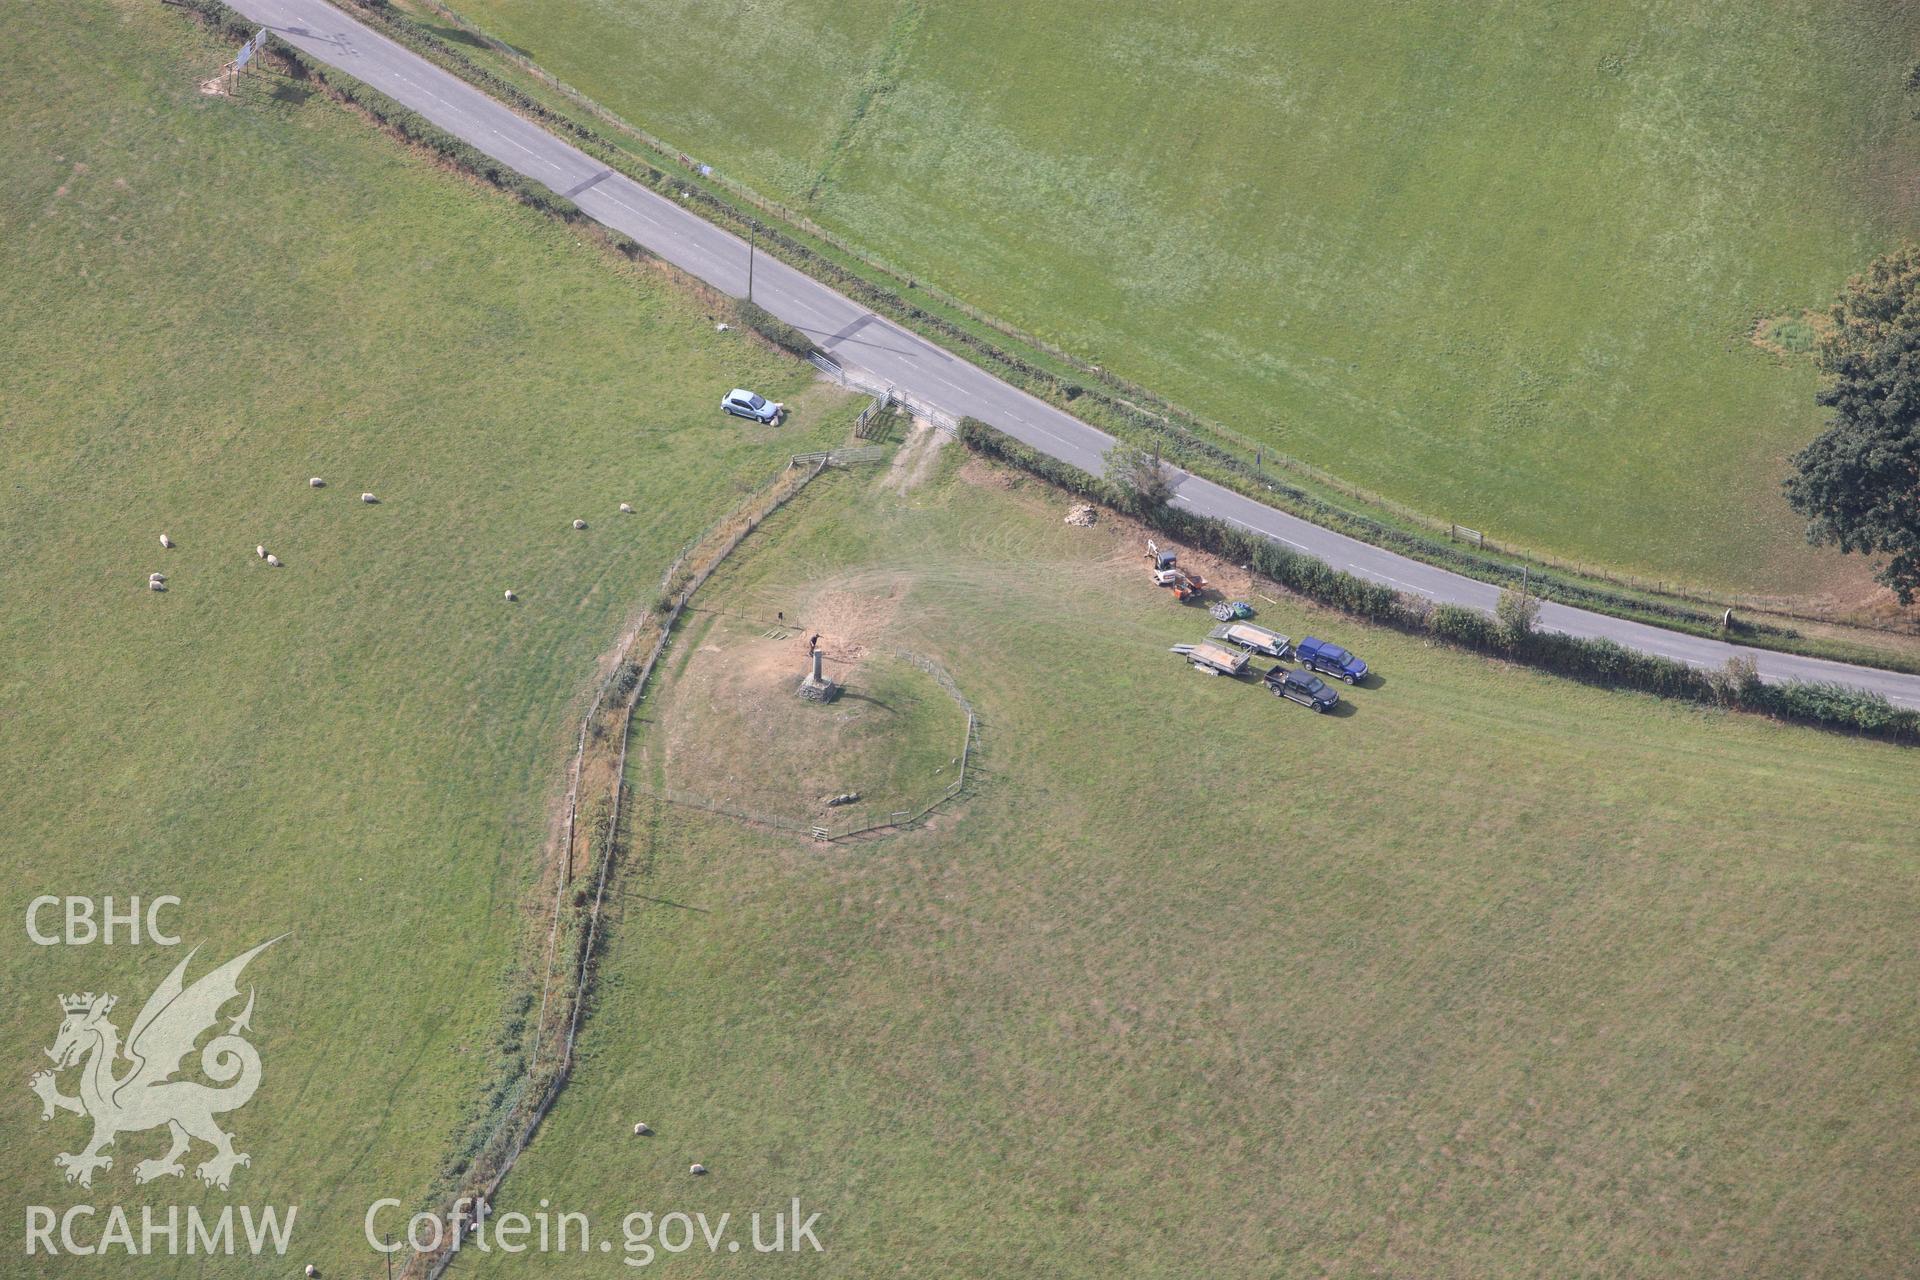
[1264,665,1340,712]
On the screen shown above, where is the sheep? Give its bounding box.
[159,533,173,549]
[149,571,167,583]
[689,1163,707,1176]
[305,1266,319,1278]
[266,554,281,567]
[573,519,587,530]
[147,578,166,592]
[309,477,324,488]
[504,589,517,602]
[632,1122,652,1136]
[619,503,634,514]
[256,545,266,559]
[360,492,378,504]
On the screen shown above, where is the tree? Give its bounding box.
[1104,441,1176,512]
[1784,244,1920,603]
[1708,655,1762,707]
[1494,587,1540,645]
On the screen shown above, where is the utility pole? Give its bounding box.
[747,223,757,303]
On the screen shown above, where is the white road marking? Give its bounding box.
[1349,565,1429,595]
[224,0,1920,710]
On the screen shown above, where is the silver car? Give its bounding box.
[721,388,782,424]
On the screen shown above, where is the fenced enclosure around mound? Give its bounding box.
[644,647,977,842]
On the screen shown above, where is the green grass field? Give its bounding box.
[0,3,851,1272]
[464,448,1918,1276]
[437,0,1920,595]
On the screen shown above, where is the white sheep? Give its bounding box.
[619,503,634,514]
[147,579,165,592]
[159,533,173,549]
[573,519,587,530]
[689,1163,707,1176]
[256,545,266,559]
[266,554,281,567]
[309,477,324,488]
[360,492,377,504]
[149,571,166,583]
[305,1265,318,1278]
[632,1121,651,1136]
[504,589,517,601]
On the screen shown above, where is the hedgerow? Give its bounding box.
[957,419,1919,745]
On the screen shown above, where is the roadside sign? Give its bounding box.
[231,28,267,72]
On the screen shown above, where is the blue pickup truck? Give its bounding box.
[1294,636,1368,684]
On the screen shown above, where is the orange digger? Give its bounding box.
[1146,539,1207,602]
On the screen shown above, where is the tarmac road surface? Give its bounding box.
[221,0,1920,709]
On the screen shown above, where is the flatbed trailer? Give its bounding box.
[1208,622,1290,658]
[1170,642,1250,677]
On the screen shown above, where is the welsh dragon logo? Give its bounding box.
[29,938,281,1190]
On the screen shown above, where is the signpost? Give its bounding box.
[219,29,269,93]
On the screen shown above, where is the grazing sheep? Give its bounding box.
[689,1163,707,1176]
[147,578,166,592]
[619,503,633,514]
[632,1122,652,1136]
[305,1266,318,1278]
[256,545,266,559]
[159,533,173,549]
[309,477,324,488]
[266,554,281,567]
[573,519,587,530]
[149,571,166,582]
[504,589,517,601]
[360,492,377,504]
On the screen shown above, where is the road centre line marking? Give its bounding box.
[1214,512,1309,552]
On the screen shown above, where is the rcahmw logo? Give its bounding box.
[24,937,298,1259]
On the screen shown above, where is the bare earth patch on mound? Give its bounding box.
[654,609,967,829]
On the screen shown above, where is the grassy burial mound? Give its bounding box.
[465,450,1918,1276]
[649,605,970,836]
[0,2,851,1274]
[436,0,1920,596]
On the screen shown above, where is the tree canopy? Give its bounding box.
[1104,441,1177,512]
[1784,244,1920,602]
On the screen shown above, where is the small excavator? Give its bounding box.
[1146,540,1207,602]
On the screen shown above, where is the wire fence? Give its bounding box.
[419,616,982,1279]
[410,459,832,1280]
[641,649,977,842]
[362,0,1871,627]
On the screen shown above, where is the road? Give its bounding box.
[224,0,1920,709]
